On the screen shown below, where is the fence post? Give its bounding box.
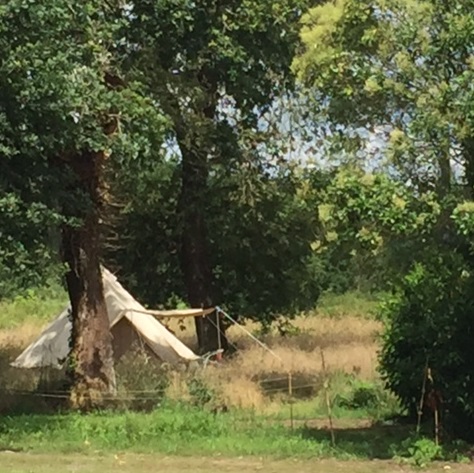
[288,371,294,430]
[320,348,335,447]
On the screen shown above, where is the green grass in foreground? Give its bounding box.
[0,403,401,459]
[0,405,468,473]
[0,402,469,465]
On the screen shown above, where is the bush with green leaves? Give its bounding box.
[379,253,474,441]
[334,380,380,410]
[395,436,443,468]
[186,377,215,407]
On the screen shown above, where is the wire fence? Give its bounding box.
[0,377,326,400]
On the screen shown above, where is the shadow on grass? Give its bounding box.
[299,423,412,459]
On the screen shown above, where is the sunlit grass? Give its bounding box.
[0,284,67,330]
[0,402,406,459]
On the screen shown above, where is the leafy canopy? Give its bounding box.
[0,0,165,294]
[293,0,474,190]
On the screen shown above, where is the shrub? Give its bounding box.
[331,376,400,421]
[394,436,442,468]
[379,256,474,441]
[334,380,379,410]
[187,377,215,407]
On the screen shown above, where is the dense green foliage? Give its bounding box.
[315,167,441,291]
[0,0,163,295]
[207,167,321,318]
[293,0,474,194]
[0,195,60,298]
[109,159,323,321]
[110,0,324,336]
[380,257,474,438]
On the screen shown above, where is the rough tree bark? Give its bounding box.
[177,139,229,354]
[157,69,229,355]
[61,149,116,410]
[172,82,229,355]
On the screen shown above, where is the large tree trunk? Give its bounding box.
[177,138,229,355]
[61,150,116,409]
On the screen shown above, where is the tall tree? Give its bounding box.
[123,0,316,352]
[107,155,323,331]
[0,0,162,407]
[293,0,474,195]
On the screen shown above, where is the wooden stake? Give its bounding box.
[434,405,439,446]
[288,371,294,430]
[427,367,441,446]
[320,348,335,447]
[216,310,222,351]
[417,359,429,435]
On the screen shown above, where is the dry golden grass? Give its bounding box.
[0,305,382,411]
[164,371,192,403]
[0,320,44,350]
[168,314,380,377]
[161,313,382,409]
[0,320,64,413]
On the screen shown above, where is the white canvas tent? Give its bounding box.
[12,268,204,369]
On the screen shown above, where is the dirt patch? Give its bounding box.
[281,417,374,430]
[0,453,470,473]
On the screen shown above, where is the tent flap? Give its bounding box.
[11,267,200,369]
[131,308,215,319]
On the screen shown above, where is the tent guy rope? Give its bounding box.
[215,306,283,363]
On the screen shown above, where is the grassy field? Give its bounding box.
[0,290,384,411]
[0,283,67,330]
[0,404,405,456]
[0,289,471,470]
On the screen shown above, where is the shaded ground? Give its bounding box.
[1,453,470,473]
[298,421,412,459]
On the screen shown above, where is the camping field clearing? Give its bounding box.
[0,291,472,470]
[0,291,384,413]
